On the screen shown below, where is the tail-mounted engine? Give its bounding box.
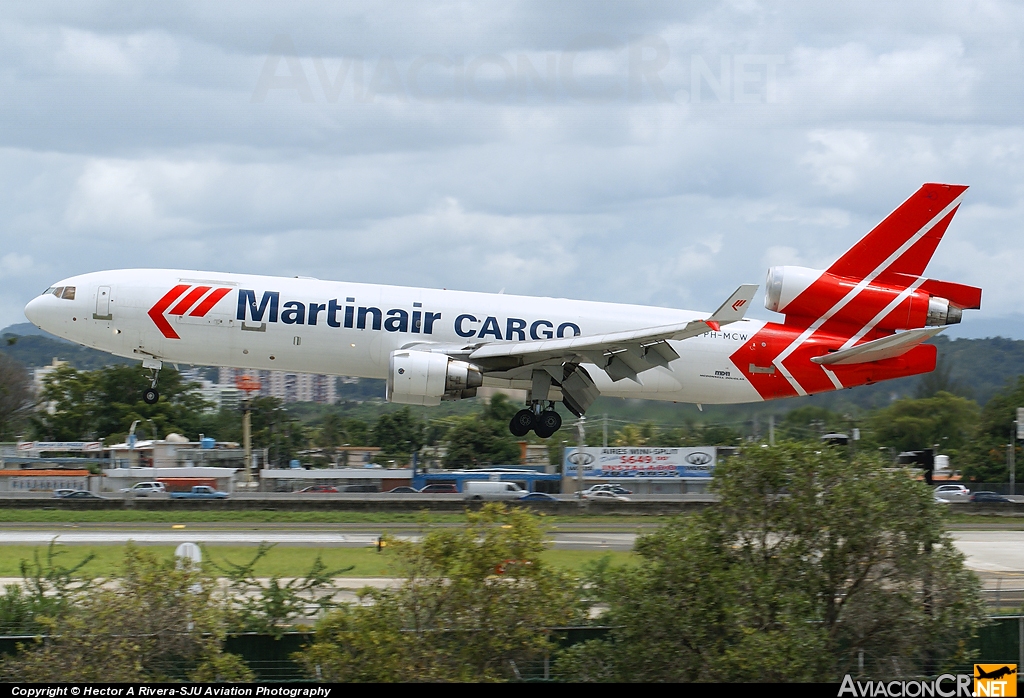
[764,265,979,330]
[387,350,483,406]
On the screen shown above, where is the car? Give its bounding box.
[119,481,167,496]
[341,484,379,493]
[970,491,1013,503]
[582,490,630,502]
[582,484,633,496]
[297,485,338,493]
[518,492,558,502]
[53,490,105,499]
[419,483,458,494]
[934,495,952,504]
[52,488,78,498]
[386,486,419,493]
[934,484,970,496]
[169,486,229,499]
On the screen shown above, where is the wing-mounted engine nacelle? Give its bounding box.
[387,350,483,406]
[765,265,967,330]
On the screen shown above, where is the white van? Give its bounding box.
[463,481,525,501]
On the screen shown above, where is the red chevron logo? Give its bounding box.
[148,285,232,339]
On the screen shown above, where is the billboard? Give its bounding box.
[17,441,103,452]
[564,447,716,478]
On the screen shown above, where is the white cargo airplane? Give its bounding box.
[25,184,980,438]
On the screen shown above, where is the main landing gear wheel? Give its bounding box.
[533,410,562,439]
[143,388,159,405]
[509,409,535,437]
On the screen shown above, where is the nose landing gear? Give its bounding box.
[142,359,161,405]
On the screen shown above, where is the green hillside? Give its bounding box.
[0,333,137,370]
[3,327,1022,431]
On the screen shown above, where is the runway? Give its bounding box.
[0,527,1021,569]
[0,528,637,550]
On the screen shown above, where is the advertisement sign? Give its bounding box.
[17,441,103,452]
[564,447,716,478]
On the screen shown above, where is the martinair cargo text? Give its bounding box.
[25,184,981,438]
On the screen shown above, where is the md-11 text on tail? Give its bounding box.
[25,183,981,438]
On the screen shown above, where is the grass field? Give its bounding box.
[0,543,637,579]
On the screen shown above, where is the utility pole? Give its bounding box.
[235,375,262,486]
[1014,409,1024,496]
[576,417,586,504]
[602,414,608,448]
[242,406,252,486]
[1010,423,1016,497]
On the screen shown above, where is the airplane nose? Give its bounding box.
[24,294,50,330]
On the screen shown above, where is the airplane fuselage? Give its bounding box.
[23,268,938,407]
[22,184,981,438]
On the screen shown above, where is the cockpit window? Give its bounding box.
[43,287,55,296]
[52,287,64,298]
[60,286,75,300]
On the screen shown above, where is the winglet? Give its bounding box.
[708,284,759,326]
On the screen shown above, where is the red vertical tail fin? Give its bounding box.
[827,183,968,281]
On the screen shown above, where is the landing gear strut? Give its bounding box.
[142,359,161,405]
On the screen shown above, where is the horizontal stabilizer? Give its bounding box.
[811,327,945,366]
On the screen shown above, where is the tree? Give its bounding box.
[866,392,979,459]
[961,376,1024,482]
[204,543,352,637]
[443,415,522,467]
[0,541,94,635]
[777,405,849,442]
[0,353,32,439]
[556,444,986,682]
[0,544,252,683]
[482,392,519,424]
[371,407,424,464]
[297,505,585,682]
[32,364,212,441]
[442,393,523,467]
[612,423,653,446]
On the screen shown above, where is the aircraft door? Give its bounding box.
[94,286,112,320]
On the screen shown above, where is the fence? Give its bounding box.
[3,621,1021,682]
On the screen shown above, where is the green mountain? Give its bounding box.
[0,328,137,370]
[3,323,1022,428]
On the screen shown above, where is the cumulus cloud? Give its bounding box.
[0,1,1019,337]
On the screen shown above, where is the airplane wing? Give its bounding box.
[810,326,945,366]
[468,284,759,382]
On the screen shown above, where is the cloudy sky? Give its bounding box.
[2,1,1022,337]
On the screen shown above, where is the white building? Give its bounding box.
[217,367,338,405]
